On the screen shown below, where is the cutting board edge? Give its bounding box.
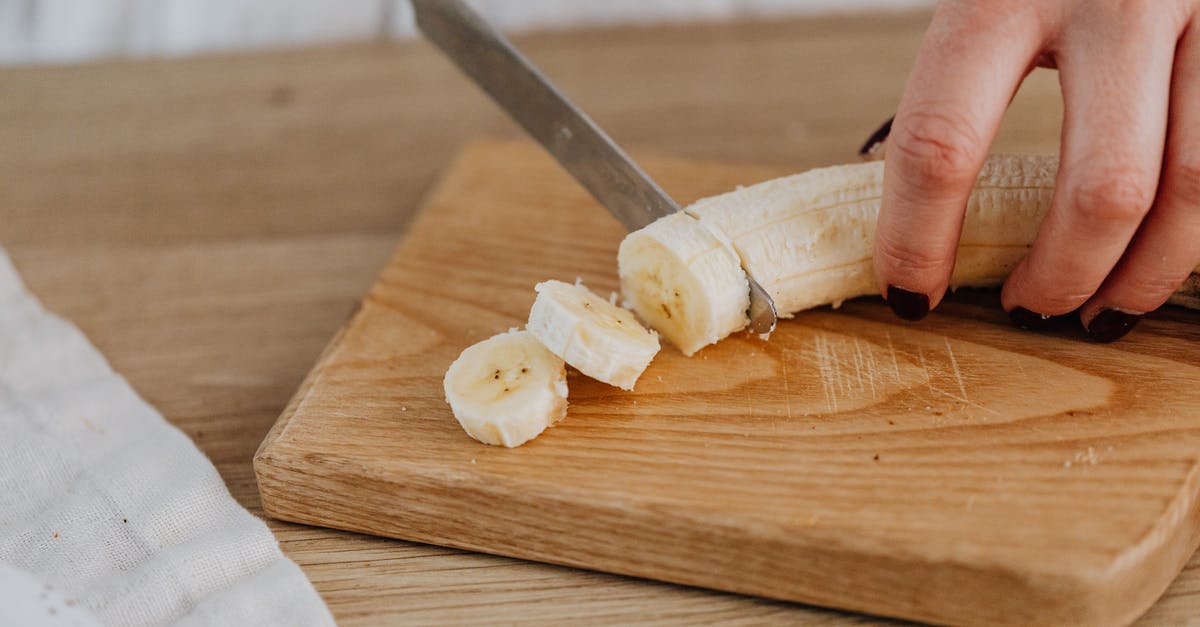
[255,438,1185,627]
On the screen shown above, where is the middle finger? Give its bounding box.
[1001,4,1184,319]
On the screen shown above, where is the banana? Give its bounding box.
[687,154,1061,316]
[443,329,568,447]
[626,153,1200,349]
[619,155,1062,351]
[1170,273,1200,311]
[617,211,750,356]
[527,280,660,391]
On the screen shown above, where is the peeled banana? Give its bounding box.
[527,280,660,391]
[620,154,1200,352]
[443,329,568,447]
[620,154,1061,352]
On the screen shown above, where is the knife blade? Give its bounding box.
[412,0,777,334]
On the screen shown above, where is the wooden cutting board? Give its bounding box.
[255,139,1200,627]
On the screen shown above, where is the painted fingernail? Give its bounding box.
[1086,309,1141,343]
[886,285,929,321]
[1009,307,1054,330]
[858,115,894,158]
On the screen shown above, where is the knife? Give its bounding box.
[411,0,777,334]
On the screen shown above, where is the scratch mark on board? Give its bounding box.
[944,337,969,403]
[885,331,903,382]
[813,334,838,413]
[917,348,937,399]
[852,336,878,399]
[780,346,795,420]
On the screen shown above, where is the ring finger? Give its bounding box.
[1001,6,1183,320]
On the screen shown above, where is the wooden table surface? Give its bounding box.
[3,10,1197,626]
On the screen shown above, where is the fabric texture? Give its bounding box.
[0,250,335,627]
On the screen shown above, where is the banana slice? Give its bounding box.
[527,280,660,391]
[617,212,749,356]
[443,329,568,447]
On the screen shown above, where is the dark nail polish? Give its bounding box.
[886,285,929,321]
[1009,307,1054,330]
[1086,309,1141,343]
[858,115,895,157]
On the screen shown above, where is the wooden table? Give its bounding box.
[3,10,1197,625]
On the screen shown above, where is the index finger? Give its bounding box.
[875,2,1048,320]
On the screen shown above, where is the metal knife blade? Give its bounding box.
[412,0,777,333]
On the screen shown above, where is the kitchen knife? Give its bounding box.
[411,0,777,334]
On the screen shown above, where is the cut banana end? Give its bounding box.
[443,330,568,447]
[528,280,660,391]
[617,212,749,356]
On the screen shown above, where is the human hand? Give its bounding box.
[874,0,1200,342]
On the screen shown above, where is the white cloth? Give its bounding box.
[0,250,335,627]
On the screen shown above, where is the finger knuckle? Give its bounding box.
[1069,165,1157,227]
[1119,271,1191,302]
[1114,0,1187,28]
[1166,160,1200,207]
[1116,0,1155,16]
[892,109,983,188]
[1016,277,1096,314]
[1037,292,1094,315]
[875,231,953,279]
[939,0,1035,27]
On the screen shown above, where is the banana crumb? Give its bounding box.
[1067,446,1100,466]
[401,406,407,412]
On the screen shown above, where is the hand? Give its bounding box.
[874,0,1200,342]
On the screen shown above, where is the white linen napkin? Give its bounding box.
[0,249,335,627]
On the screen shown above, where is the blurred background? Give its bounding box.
[1,0,934,65]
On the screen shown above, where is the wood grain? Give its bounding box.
[256,139,1200,627]
[6,9,1200,626]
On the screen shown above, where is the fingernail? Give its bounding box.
[858,115,894,158]
[1009,307,1054,330]
[886,285,929,321]
[1086,309,1142,343]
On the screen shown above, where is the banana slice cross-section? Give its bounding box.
[443,329,568,447]
[617,212,750,356]
[527,280,660,391]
